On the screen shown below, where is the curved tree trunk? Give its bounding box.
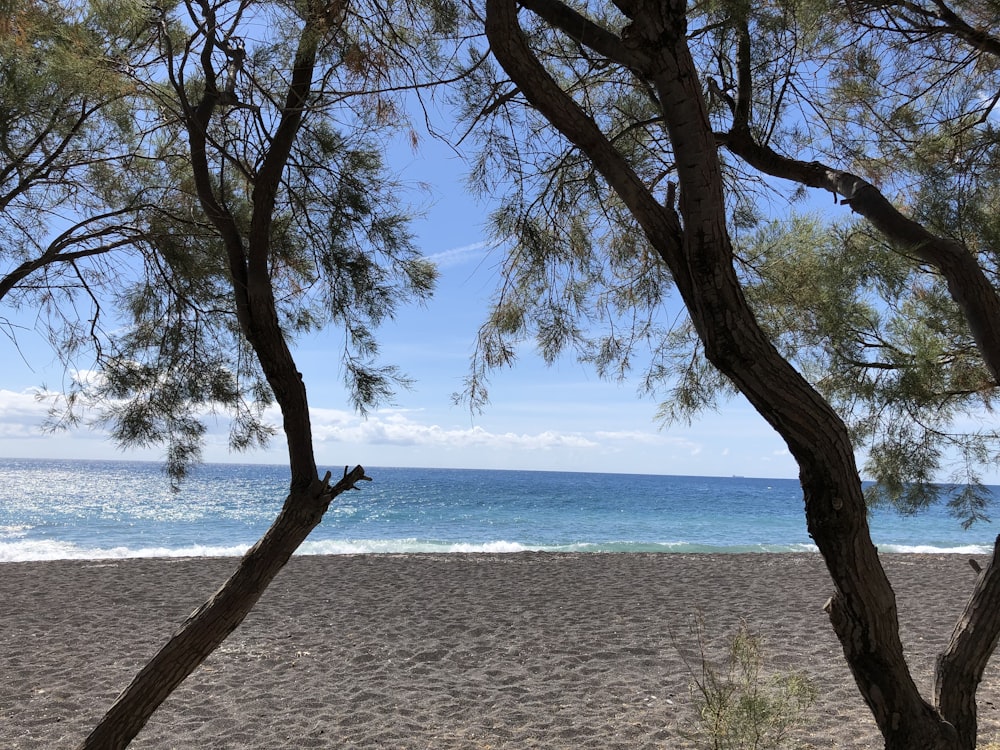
[77,467,369,750]
[935,534,1000,749]
[484,0,987,747]
[77,8,363,749]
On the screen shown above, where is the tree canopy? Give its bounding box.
[0,0,155,355]
[462,0,1000,526]
[86,0,443,482]
[472,0,1000,747]
[7,0,1000,748]
[1,0,449,481]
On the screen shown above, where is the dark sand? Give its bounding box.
[2,553,998,748]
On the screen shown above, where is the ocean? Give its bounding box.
[0,458,994,562]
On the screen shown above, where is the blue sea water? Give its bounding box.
[0,458,994,561]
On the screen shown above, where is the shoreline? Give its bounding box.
[2,540,995,563]
[3,553,998,748]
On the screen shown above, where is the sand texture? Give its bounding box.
[2,553,999,749]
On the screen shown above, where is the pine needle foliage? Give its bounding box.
[458,0,1000,526]
[4,0,463,482]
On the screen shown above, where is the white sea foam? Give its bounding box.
[446,540,533,553]
[760,543,819,553]
[878,543,994,555]
[0,540,251,562]
[0,537,993,562]
[298,539,537,555]
[297,539,424,555]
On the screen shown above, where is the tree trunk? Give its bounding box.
[77,466,369,750]
[483,0,982,747]
[722,129,1000,387]
[934,534,1000,749]
[76,9,371,749]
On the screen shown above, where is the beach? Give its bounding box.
[2,553,998,748]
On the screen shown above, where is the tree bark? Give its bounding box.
[484,0,979,747]
[722,129,1000,387]
[77,467,370,750]
[77,9,362,749]
[935,534,1000,749]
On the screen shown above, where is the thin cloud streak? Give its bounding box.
[425,241,491,268]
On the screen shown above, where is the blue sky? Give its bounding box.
[0,120,808,480]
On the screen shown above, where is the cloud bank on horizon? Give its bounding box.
[0,236,803,479]
[0,386,796,478]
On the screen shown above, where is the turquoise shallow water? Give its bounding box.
[0,458,994,560]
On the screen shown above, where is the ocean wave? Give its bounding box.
[877,543,994,555]
[446,541,534,553]
[0,537,992,562]
[298,539,538,555]
[0,540,251,563]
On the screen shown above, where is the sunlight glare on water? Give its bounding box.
[0,459,995,561]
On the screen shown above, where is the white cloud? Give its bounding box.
[0,390,691,460]
[0,387,796,477]
[594,429,702,452]
[425,241,491,269]
[0,388,48,415]
[0,388,55,431]
[68,369,107,389]
[0,387,88,441]
[308,407,600,451]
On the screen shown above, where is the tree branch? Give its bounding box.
[0,98,98,213]
[732,7,752,132]
[249,10,326,275]
[484,0,685,287]
[724,131,1000,386]
[0,205,158,302]
[935,536,1000,747]
[861,0,1000,58]
[518,0,651,70]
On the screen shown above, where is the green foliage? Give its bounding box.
[736,216,1000,522]
[0,0,149,279]
[460,0,833,410]
[682,621,817,750]
[3,0,465,481]
[458,0,1000,525]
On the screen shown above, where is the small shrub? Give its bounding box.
[680,619,817,750]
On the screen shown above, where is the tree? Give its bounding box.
[56,0,452,747]
[0,0,159,356]
[471,0,1000,747]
